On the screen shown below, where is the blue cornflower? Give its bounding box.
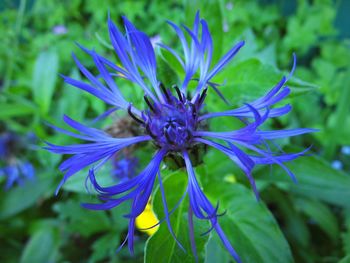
[46,12,315,262]
[0,132,36,190]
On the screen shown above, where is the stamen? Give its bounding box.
[127,105,144,124]
[164,130,176,145]
[189,103,197,119]
[198,88,208,106]
[185,129,192,140]
[173,85,184,102]
[160,83,171,101]
[144,96,155,112]
[145,124,158,140]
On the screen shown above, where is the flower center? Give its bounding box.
[143,86,199,151]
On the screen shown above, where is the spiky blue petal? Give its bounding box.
[46,116,151,193]
[82,149,167,253]
[107,16,163,103]
[183,151,242,263]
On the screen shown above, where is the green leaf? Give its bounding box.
[157,53,179,88]
[343,210,350,256]
[146,165,293,263]
[31,50,59,115]
[0,177,54,220]
[211,59,298,108]
[202,145,242,179]
[205,235,230,263]
[62,163,115,193]
[0,102,36,119]
[91,233,120,262]
[55,68,88,120]
[294,197,339,242]
[20,228,59,263]
[145,170,210,263]
[266,189,310,249]
[205,182,294,263]
[184,0,223,62]
[95,32,114,50]
[257,154,350,208]
[339,255,350,263]
[215,57,316,106]
[53,199,111,237]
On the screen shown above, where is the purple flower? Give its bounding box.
[0,133,17,158]
[52,25,68,35]
[47,12,315,261]
[112,155,138,182]
[0,162,35,190]
[1,132,36,190]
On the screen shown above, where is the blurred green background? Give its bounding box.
[1,0,350,262]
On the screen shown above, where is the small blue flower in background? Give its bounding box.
[331,160,343,170]
[0,132,36,190]
[112,155,138,182]
[341,146,350,156]
[52,25,68,35]
[0,162,35,190]
[0,133,17,158]
[46,12,316,262]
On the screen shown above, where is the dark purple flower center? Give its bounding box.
[143,85,200,151]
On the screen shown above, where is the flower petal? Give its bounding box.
[182,151,241,262]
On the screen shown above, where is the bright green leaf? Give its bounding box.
[257,154,350,208]
[145,170,209,263]
[205,235,230,263]
[31,50,59,115]
[205,182,294,263]
[0,102,36,119]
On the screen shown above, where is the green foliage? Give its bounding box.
[0,177,54,220]
[0,100,36,120]
[205,181,293,262]
[53,199,111,237]
[31,50,59,115]
[145,170,209,263]
[20,227,60,263]
[257,153,350,207]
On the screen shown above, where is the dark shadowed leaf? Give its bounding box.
[343,210,350,257]
[53,199,111,237]
[0,177,54,220]
[294,197,339,242]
